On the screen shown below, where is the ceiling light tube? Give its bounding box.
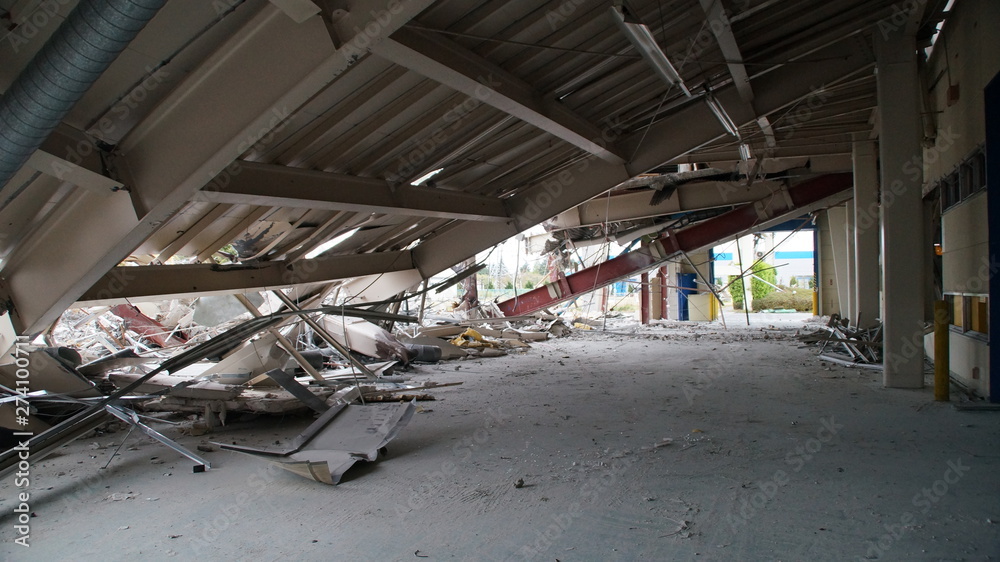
[705,95,740,137]
[610,6,692,98]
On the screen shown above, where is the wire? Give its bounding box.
[407,24,641,58]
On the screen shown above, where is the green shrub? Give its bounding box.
[751,261,776,300]
[751,288,813,311]
[729,275,745,309]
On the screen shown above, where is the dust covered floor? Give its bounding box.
[3,319,999,561]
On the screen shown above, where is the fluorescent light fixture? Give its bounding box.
[304,227,359,259]
[610,6,692,98]
[705,94,740,137]
[411,167,444,186]
[738,143,753,162]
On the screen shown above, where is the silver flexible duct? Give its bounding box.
[0,0,166,189]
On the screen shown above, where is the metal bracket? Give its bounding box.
[105,404,211,473]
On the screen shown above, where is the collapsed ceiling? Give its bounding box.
[0,0,949,335]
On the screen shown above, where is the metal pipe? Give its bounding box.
[0,0,166,189]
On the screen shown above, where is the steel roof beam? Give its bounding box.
[79,251,416,303]
[372,27,626,165]
[204,161,509,222]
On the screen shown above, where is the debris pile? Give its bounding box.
[797,313,883,369]
[0,285,573,486]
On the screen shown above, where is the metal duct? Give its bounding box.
[0,0,166,189]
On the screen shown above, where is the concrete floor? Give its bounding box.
[2,318,998,561]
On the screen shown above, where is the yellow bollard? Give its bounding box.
[934,300,950,401]
[812,290,819,316]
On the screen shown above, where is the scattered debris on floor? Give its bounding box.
[0,288,574,487]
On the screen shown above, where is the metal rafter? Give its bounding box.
[372,26,627,164]
[203,161,509,222]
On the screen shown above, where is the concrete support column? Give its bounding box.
[853,139,881,327]
[877,28,925,388]
[666,262,680,321]
[826,206,850,317]
[845,199,856,323]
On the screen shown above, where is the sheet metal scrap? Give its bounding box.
[799,314,884,367]
[0,306,411,479]
[217,399,416,485]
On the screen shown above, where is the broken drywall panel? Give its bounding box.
[0,314,18,364]
[77,348,156,377]
[320,316,410,362]
[108,372,242,400]
[217,400,416,485]
[0,348,100,398]
[414,325,466,339]
[199,332,286,378]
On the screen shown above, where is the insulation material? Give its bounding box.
[193,294,263,327]
[449,328,499,348]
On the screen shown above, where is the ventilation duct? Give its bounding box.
[0,0,166,190]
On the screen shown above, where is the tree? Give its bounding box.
[750,261,777,300]
[729,275,745,310]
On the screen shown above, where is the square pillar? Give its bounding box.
[877,28,925,388]
[853,139,881,327]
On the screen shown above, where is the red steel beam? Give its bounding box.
[640,271,651,325]
[497,173,852,317]
[110,304,188,348]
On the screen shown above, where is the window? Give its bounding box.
[949,294,989,336]
[940,146,986,212]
